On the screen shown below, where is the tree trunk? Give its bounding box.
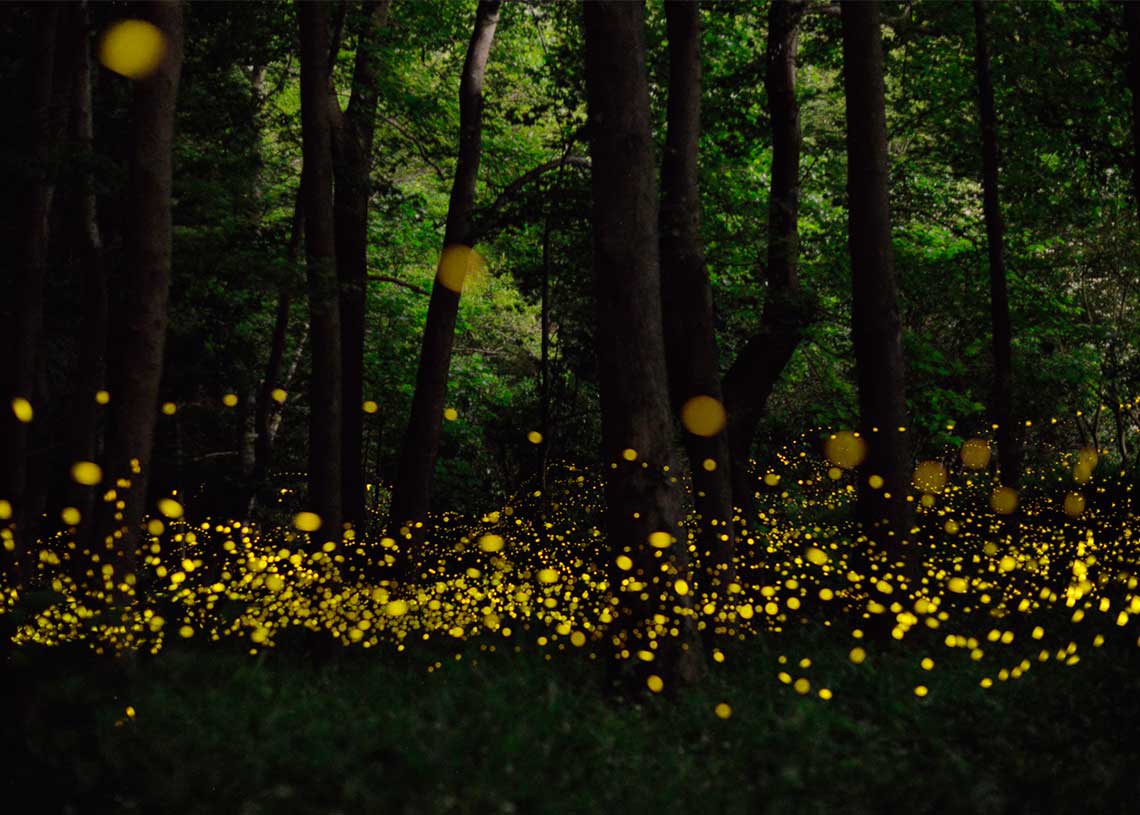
[1126,1,1140,225]
[333,0,391,530]
[841,0,912,544]
[973,0,1018,487]
[583,0,702,690]
[659,0,735,589]
[388,0,501,547]
[68,0,109,540]
[248,186,303,519]
[0,3,59,572]
[94,0,183,570]
[299,0,343,538]
[721,0,810,522]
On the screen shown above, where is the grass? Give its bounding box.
[7,621,1140,814]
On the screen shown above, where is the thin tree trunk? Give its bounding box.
[299,0,343,538]
[841,0,912,545]
[249,190,303,518]
[95,0,184,570]
[659,0,735,589]
[333,0,391,530]
[973,0,1018,487]
[1125,1,1140,225]
[583,0,702,691]
[1,4,60,572]
[388,0,501,548]
[721,0,810,522]
[68,0,109,540]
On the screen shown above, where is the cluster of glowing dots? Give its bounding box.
[3,423,1137,721]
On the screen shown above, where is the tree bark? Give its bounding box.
[1126,1,1140,226]
[95,0,183,569]
[721,0,810,522]
[659,0,735,589]
[388,0,501,546]
[333,0,391,530]
[973,0,1018,487]
[299,0,344,538]
[841,0,912,544]
[0,3,60,571]
[67,0,109,540]
[583,0,702,690]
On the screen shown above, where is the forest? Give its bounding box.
[4,0,1140,811]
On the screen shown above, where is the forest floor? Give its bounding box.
[5,445,1140,813]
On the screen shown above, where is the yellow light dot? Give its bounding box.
[961,438,991,470]
[944,519,959,535]
[71,461,103,486]
[948,576,968,593]
[912,460,947,493]
[537,568,559,584]
[126,706,136,718]
[828,467,842,480]
[478,534,504,553]
[570,631,586,647]
[222,393,239,408]
[178,625,194,639]
[100,19,167,79]
[147,519,164,535]
[251,627,269,644]
[849,647,866,664]
[622,448,638,461]
[648,531,673,549]
[1063,492,1085,518]
[702,458,717,472]
[680,395,727,437]
[527,431,543,444]
[824,431,867,469]
[714,702,732,719]
[363,400,379,414]
[914,685,929,697]
[161,402,177,415]
[157,498,183,519]
[95,390,110,405]
[293,511,321,532]
[264,574,284,592]
[991,486,1018,515]
[647,674,664,693]
[764,472,780,487]
[436,245,483,293]
[385,599,409,617]
[674,579,690,596]
[443,407,458,421]
[819,688,833,700]
[868,474,884,489]
[921,657,934,670]
[793,678,810,695]
[61,507,81,526]
[271,388,287,404]
[616,555,633,571]
[11,398,33,423]
[805,546,829,566]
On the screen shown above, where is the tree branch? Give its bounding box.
[367,273,430,296]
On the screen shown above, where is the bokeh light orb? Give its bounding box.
[100,20,167,80]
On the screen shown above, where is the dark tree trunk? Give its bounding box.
[973,1,1018,487]
[583,0,702,690]
[840,0,912,543]
[95,0,183,568]
[299,0,343,537]
[333,0,390,530]
[388,0,501,546]
[658,0,735,588]
[1,4,59,571]
[68,0,109,538]
[721,0,810,522]
[1126,1,1140,225]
